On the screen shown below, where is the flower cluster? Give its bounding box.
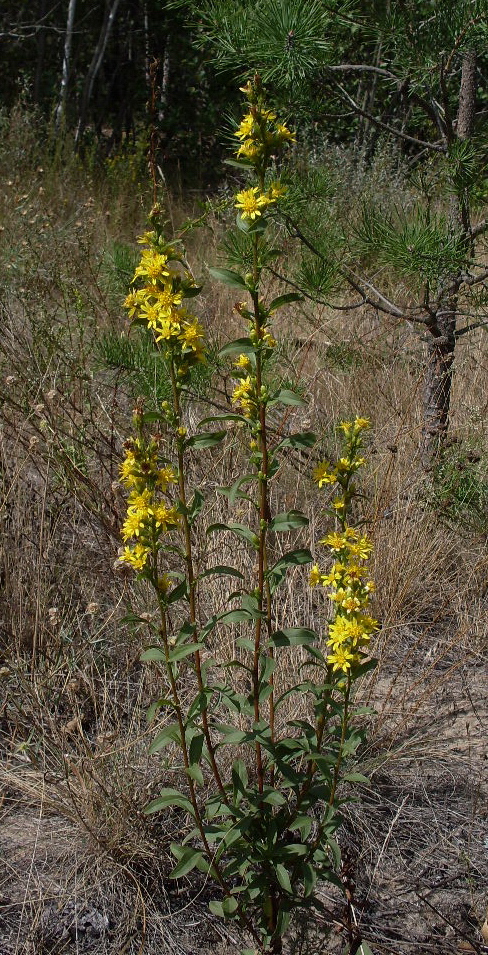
[119,436,178,571]
[311,417,378,674]
[235,182,287,221]
[233,78,294,220]
[123,225,205,373]
[235,85,295,164]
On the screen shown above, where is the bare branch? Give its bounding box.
[332,82,446,153]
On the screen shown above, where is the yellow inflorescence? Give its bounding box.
[123,236,205,368]
[311,416,377,674]
[119,438,178,572]
[234,105,295,164]
[233,84,294,221]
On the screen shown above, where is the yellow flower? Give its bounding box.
[268,181,287,200]
[179,319,205,353]
[120,451,138,486]
[133,249,170,283]
[155,287,183,315]
[262,331,276,348]
[276,123,295,143]
[347,536,373,559]
[313,462,337,486]
[157,466,176,491]
[120,543,150,570]
[121,509,146,541]
[235,187,272,220]
[236,141,262,160]
[136,230,156,245]
[309,565,323,587]
[322,531,349,552]
[123,291,140,318]
[153,504,179,531]
[235,113,255,140]
[154,315,181,342]
[327,646,356,673]
[354,416,370,431]
[234,354,252,371]
[127,488,152,511]
[321,563,346,586]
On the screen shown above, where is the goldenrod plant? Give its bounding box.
[119,76,378,955]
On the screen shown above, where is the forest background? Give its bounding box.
[0,2,487,954]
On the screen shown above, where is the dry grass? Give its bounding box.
[0,109,487,954]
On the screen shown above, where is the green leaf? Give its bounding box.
[186,763,204,785]
[168,642,204,662]
[269,628,317,649]
[262,788,286,806]
[235,636,254,652]
[208,900,225,918]
[218,337,254,358]
[188,731,205,765]
[236,213,267,235]
[219,608,253,624]
[359,942,374,955]
[268,292,303,313]
[187,688,214,719]
[232,759,249,796]
[187,488,205,522]
[224,157,253,170]
[141,646,166,662]
[148,722,181,754]
[208,522,259,548]
[279,843,308,858]
[302,862,317,898]
[144,788,194,815]
[276,863,293,894]
[169,844,205,879]
[199,565,244,581]
[166,580,188,604]
[267,548,312,591]
[343,772,370,785]
[215,725,249,745]
[270,388,306,407]
[219,473,257,504]
[269,510,309,532]
[185,430,226,449]
[275,431,317,450]
[208,267,248,289]
[198,412,250,426]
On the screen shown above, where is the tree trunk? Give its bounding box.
[54,0,77,129]
[75,0,122,146]
[420,50,477,467]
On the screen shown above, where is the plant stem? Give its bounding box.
[169,359,227,801]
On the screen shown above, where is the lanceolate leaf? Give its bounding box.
[270,388,307,407]
[169,844,206,879]
[269,627,317,647]
[148,722,181,753]
[208,267,248,289]
[268,292,303,313]
[208,522,259,548]
[267,548,312,591]
[218,337,255,358]
[185,430,226,449]
[275,431,317,450]
[269,510,309,531]
[199,565,245,581]
[144,788,194,815]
